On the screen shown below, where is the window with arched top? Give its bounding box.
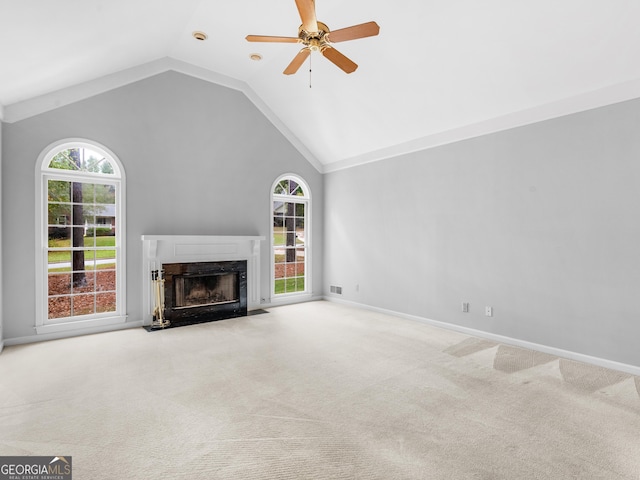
[272,175,311,296]
[36,139,126,334]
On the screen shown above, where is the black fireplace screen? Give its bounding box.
[163,260,248,323]
[174,273,238,308]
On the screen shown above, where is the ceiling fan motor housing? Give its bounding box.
[299,21,330,51]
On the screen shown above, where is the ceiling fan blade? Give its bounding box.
[322,47,358,74]
[295,0,318,32]
[246,35,300,43]
[284,48,311,75]
[327,21,380,43]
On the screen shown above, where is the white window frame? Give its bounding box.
[270,174,312,301]
[35,139,127,334]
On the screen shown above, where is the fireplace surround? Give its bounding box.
[141,235,264,327]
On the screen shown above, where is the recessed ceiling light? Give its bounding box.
[192,31,208,41]
[250,53,263,61]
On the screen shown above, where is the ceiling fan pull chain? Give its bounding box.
[309,53,312,88]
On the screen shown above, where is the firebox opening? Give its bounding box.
[174,273,238,309]
[163,260,248,325]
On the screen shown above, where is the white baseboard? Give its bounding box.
[3,320,145,348]
[260,294,324,309]
[1,298,325,349]
[324,296,640,377]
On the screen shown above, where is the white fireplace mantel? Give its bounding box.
[141,235,264,323]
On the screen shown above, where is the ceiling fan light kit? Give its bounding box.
[246,0,379,75]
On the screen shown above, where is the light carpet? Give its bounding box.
[1,301,639,479]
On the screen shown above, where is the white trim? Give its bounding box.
[5,58,640,174]
[35,138,126,334]
[324,296,640,377]
[6,319,143,347]
[38,138,124,177]
[2,58,235,124]
[270,174,312,301]
[242,88,323,173]
[262,293,320,308]
[162,58,247,92]
[322,78,640,173]
[271,174,312,200]
[141,235,265,324]
[165,61,323,172]
[35,315,128,335]
[3,57,324,173]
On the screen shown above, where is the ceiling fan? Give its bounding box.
[246,0,380,75]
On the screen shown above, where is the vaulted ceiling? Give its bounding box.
[2,0,640,172]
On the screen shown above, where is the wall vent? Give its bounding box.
[330,285,342,295]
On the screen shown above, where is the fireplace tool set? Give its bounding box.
[150,269,170,329]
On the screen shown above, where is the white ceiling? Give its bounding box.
[2,0,640,171]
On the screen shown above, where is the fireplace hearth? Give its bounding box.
[163,260,247,325]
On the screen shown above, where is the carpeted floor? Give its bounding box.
[1,301,639,479]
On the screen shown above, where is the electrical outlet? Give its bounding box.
[485,306,493,317]
[462,302,469,313]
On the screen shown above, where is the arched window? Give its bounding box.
[36,139,126,334]
[272,175,310,297]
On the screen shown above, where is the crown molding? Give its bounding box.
[3,58,172,123]
[323,78,640,173]
[9,54,639,175]
[241,87,324,173]
[2,57,323,173]
[2,57,246,123]
[170,60,323,172]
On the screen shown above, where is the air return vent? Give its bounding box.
[330,285,342,295]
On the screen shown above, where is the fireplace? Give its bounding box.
[141,235,264,327]
[163,260,247,324]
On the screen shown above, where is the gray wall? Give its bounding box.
[2,71,323,341]
[0,118,3,349]
[324,98,640,368]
